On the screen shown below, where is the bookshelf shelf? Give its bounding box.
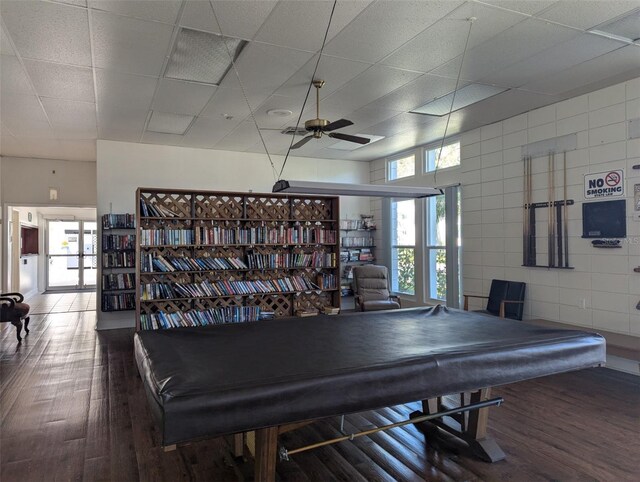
[136,188,340,330]
[101,214,136,312]
[339,218,376,298]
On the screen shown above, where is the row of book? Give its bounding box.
[194,226,337,245]
[140,306,261,330]
[140,275,318,300]
[102,213,135,229]
[340,248,374,262]
[103,252,136,268]
[103,273,135,290]
[141,254,248,272]
[103,234,135,250]
[139,199,180,218]
[246,251,336,269]
[140,228,194,246]
[317,274,337,290]
[341,236,374,247]
[102,293,135,311]
[339,219,371,230]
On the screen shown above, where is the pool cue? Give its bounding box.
[563,151,569,267]
[548,152,553,267]
[523,156,528,266]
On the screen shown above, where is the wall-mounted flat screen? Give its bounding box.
[582,199,626,238]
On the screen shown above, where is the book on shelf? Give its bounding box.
[295,309,318,317]
[102,213,136,229]
[103,234,135,250]
[140,199,179,218]
[140,306,261,330]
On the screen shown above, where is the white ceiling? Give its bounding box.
[1,0,639,163]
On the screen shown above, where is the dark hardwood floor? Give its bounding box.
[1,312,639,481]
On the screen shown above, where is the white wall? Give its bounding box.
[460,78,638,336]
[97,140,371,329]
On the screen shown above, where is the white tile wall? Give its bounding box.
[459,78,639,336]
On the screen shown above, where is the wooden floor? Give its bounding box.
[1,312,639,482]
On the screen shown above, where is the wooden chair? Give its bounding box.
[1,292,31,342]
[463,279,526,320]
[352,265,401,312]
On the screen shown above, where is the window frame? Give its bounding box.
[389,198,416,296]
[422,137,461,174]
[386,151,417,182]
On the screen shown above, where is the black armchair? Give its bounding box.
[1,292,31,342]
[463,279,526,320]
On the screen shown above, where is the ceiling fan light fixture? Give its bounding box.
[272,180,442,198]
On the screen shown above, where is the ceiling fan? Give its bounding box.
[290,80,371,149]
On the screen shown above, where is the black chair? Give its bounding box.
[463,279,526,320]
[352,265,401,312]
[1,292,31,342]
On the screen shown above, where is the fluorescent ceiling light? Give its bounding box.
[590,9,640,42]
[411,84,509,116]
[165,28,247,85]
[273,180,442,198]
[329,134,385,151]
[147,111,194,135]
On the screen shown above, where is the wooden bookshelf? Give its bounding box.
[101,213,136,312]
[339,218,376,297]
[135,188,340,330]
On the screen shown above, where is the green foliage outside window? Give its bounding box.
[396,247,415,295]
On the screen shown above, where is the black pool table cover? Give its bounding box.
[134,306,605,446]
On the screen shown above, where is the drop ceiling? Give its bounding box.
[1,0,639,163]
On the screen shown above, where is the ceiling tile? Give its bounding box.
[537,0,640,30]
[0,93,51,134]
[52,1,88,7]
[147,111,194,134]
[521,45,640,96]
[323,0,464,63]
[88,0,181,24]
[319,65,422,115]
[1,55,34,95]
[335,105,404,135]
[0,0,91,65]
[152,78,217,115]
[141,131,185,146]
[180,0,278,40]
[481,33,626,88]
[56,139,96,161]
[382,2,526,73]
[219,42,314,94]
[91,10,174,76]
[41,98,97,139]
[214,121,261,151]
[432,18,581,81]
[0,137,63,159]
[200,86,269,119]
[253,0,372,52]
[95,69,157,138]
[363,112,438,137]
[0,24,15,56]
[24,59,95,102]
[183,115,242,148]
[251,95,305,130]
[477,0,557,16]
[273,54,371,100]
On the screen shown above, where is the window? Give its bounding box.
[425,140,460,172]
[390,199,415,295]
[425,187,461,304]
[387,154,415,181]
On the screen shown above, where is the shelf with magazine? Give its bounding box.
[135,188,341,330]
[339,217,376,298]
[101,213,137,312]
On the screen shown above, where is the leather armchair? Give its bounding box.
[352,265,401,312]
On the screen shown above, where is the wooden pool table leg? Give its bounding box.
[466,388,505,463]
[254,426,278,482]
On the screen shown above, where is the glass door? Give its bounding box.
[47,220,97,290]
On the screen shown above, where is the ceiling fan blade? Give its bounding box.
[323,118,353,132]
[291,135,314,149]
[328,132,371,145]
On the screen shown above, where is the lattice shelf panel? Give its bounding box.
[291,198,333,220]
[140,191,192,218]
[246,295,292,317]
[193,246,244,258]
[193,271,245,283]
[293,291,333,312]
[246,196,290,220]
[195,194,243,219]
[194,297,244,311]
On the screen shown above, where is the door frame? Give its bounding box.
[45,219,97,291]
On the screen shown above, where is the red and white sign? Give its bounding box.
[584,170,624,199]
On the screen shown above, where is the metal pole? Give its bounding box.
[548,153,553,267]
[523,156,528,266]
[279,397,505,460]
[528,156,533,266]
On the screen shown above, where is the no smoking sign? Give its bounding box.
[584,169,624,199]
